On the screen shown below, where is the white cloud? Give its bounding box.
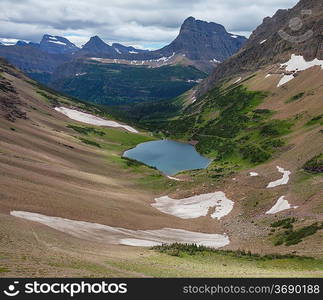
[0,0,299,49]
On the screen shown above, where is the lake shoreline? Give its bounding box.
[122,139,211,176]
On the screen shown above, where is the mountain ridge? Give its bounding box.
[195,0,323,98]
[0,17,247,74]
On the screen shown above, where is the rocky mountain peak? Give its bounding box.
[40,34,79,54]
[157,16,246,63]
[180,16,226,34]
[83,36,109,49]
[80,36,116,57]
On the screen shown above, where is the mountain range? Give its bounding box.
[0,17,246,105]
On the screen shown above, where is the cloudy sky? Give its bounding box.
[0,0,299,49]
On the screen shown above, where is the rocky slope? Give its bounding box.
[196,0,323,97]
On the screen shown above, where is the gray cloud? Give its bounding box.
[0,0,299,48]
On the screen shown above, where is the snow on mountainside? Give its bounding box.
[39,34,79,54]
[0,17,247,75]
[196,0,323,96]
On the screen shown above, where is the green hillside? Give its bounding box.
[46,61,206,105]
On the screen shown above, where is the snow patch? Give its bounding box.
[277,54,323,87]
[265,196,298,214]
[10,211,230,248]
[167,176,183,182]
[119,239,161,247]
[282,54,323,72]
[210,58,221,63]
[277,74,295,87]
[265,74,271,78]
[54,107,138,133]
[152,192,234,220]
[48,40,66,46]
[233,77,242,84]
[231,35,238,39]
[266,166,291,188]
[260,39,267,44]
[114,47,122,54]
[129,51,138,54]
[156,52,175,62]
[249,172,259,177]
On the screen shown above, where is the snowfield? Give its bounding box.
[10,211,230,248]
[114,47,122,54]
[266,166,291,188]
[156,52,175,62]
[54,107,138,133]
[233,77,242,84]
[283,54,323,72]
[278,54,323,87]
[152,192,234,220]
[48,40,66,46]
[277,74,295,87]
[266,196,298,214]
[167,176,183,181]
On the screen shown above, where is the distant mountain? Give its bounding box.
[0,43,70,74]
[112,43,149,55]
[78,35,116,57]
[39,34,79,54]
[77,36,148,59]
[76,17,246,72]
[15,41,28,46]
[0,17,247,74]
[0,17,247,104]
[154,17,246,62]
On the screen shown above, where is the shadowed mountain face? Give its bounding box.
[155,17,246,62]
[39,34,79,54]
[0,44,70,74]
[77,37,149,59]
[79,35,116,57]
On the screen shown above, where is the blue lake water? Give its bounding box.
[123,140,211,175]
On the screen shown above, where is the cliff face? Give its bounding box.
[156,17,246,62]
